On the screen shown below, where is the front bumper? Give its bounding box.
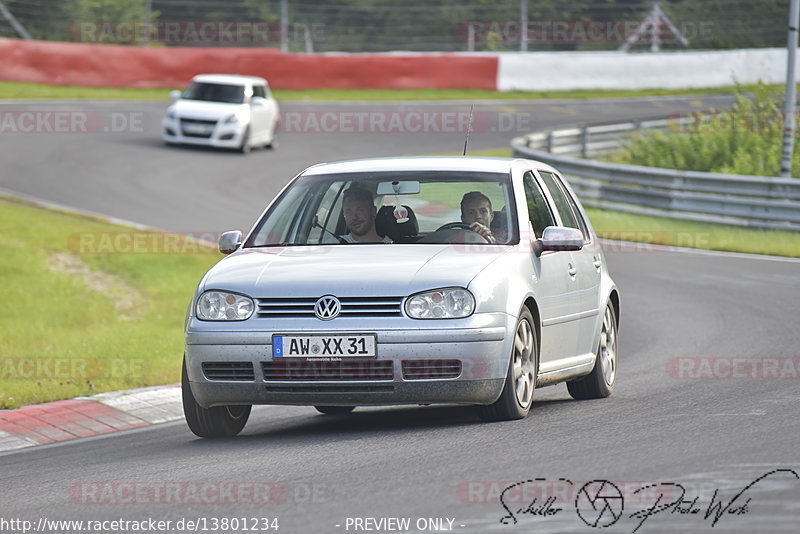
[185,313,514,408]
[161,117,245,149]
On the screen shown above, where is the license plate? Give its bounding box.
[183,123,212,134]
[273,334,376,358]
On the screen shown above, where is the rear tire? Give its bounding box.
[182,358,251,437]
[479,308,537,421]
[567,302,617,400]
[315,406,355,415]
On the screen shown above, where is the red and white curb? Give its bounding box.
[0,385,183,452]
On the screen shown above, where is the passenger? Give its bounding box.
[460,191,498,243]
[340,187,393,244]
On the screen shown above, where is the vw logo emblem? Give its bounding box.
[314,295,341,320]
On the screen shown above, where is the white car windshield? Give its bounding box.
[182,82,245,104]
[246,172,518,246]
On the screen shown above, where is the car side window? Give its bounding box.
[539,171,588,240]
[253,85,267,98]
[522,172,555,238]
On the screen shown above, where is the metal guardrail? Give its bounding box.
[512,119,800,231]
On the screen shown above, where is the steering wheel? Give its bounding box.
[435,222,493,243]
[436,222,472,232]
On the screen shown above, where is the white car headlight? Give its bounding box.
[405,288,475,319]
[166,109,177,120]
[223,114,239,124]
[196,291,254,321]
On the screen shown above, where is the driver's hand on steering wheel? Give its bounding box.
[469,222,496,243]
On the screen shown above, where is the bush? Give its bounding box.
[612,82,800,177]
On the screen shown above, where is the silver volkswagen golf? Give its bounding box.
[182,157,620,437]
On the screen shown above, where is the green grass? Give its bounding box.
[0,80,776,101]
[0,81,173,101]
[0,196,221,409]
[467,148,513,157]
[585,207,800,257]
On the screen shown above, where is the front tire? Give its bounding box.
[479,308,537,421]
[315,406,355,415]
[182,358,251,437]
[238,127,252,154]
[264,126,278,149]
[567,302,617,400]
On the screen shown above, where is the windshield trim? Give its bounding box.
[181,82,247,104]
[243,170,519,248]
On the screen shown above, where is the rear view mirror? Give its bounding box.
[377,180,421,196]
[219,231,243,254]
[536,226,584,255]
[170,89,182,101]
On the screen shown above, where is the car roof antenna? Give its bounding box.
[462,104,475,156]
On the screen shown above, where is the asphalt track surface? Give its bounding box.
[2,95,800,534]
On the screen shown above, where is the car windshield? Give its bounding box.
[182,82,245,104]
[246,171,518,246]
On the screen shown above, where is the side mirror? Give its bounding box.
[170,89,182,101]
[219,231,243,255]
[536,226,584,255]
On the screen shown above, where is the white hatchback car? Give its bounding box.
[182,157,620,437]
[162,74,279,153]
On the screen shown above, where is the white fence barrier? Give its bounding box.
[497,49,792,91]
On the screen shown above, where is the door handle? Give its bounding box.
[568,263,577,277]
[593,256,602,269]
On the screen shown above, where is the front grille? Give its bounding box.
[180,118,217,138]
[262,360,394,381]
[402,359,462,380]
[181,118,217,125]
[256,297,403,318]
[202,362,255,381]
[264,384,394,393]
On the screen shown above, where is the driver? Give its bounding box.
[460,191,497,244]
[340,187,392,244]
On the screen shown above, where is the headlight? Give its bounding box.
[196,291,254,321]
[166,109,177,120]
[223,114,239,124]
[405,288,475,319]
